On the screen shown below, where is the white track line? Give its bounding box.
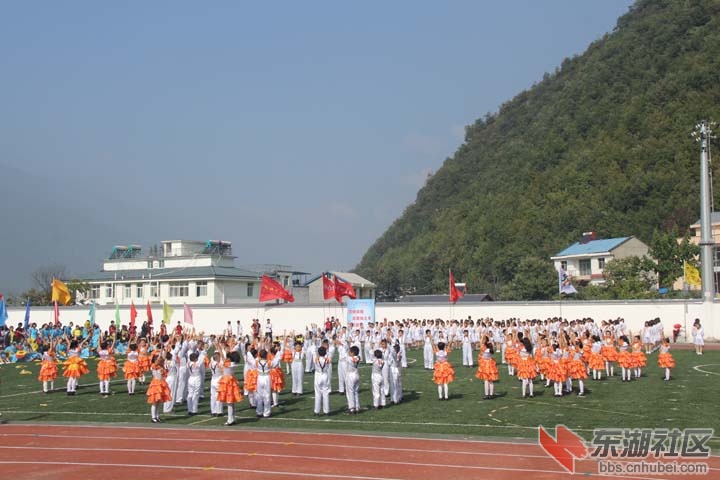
[0,460,398,480]
[0,433,548,459]
[693,364,720,376]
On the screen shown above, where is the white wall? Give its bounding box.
[6,299,718,341]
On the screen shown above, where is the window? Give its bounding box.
[247,283,255,297]
[105,284,114,298]
[196,281,207,297]
[147,261,153,269]
[560,261,567,271]
[598,257,606,270]
[150,283,159,297]
[124,284,131,298]
[579,259,592,276]
[136,284,143,298]
[169,282,189,297]
[90,285,100,299]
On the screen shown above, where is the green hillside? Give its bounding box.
[355,0,720,298]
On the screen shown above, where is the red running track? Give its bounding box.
[0,424,717,480]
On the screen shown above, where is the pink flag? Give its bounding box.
[183,303,194,326]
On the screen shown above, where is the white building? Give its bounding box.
[77,240,306,305]
[551,235,649,285]
[302,272,376,304]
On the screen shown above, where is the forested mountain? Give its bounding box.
[355,0,720,298]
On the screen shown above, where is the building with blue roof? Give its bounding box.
[551,233,649,285]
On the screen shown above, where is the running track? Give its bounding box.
[0,424,717,479]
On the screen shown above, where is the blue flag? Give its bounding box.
[88,301,96,326]
[0,298,8,327]
[24,299,31,330]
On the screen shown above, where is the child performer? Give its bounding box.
[345,345,361,414]
[209,350,224,417]
[137,338,151,384]
[504,334,518,376]
[631,335,646,379]
[313,346,331,416]
[291,341,304,396]
[282,336,293,374]
[163,351,178,414]
[147,356,172,423]
[476,336,499,399]
[97,337,117,396]
[217,350,243,426]
[371,349,386,409]
[123,343,141,395]
[617,336,634,382]
[269,343,285,408]
[601,332,618,378]
[461,330,473,367]
[516,338,536,398]
[186,352,202,415]
[658,338,675,381]
[692,320,705,356]
[389,343,403,405]
[38,341,58,393]
[244,347,258,408]
[432,341,455,400]
[588,335,604,380]
[423,330,434,370]
[255,349,272,418]
[62,338,89,395]
[547,345,566,397]
[569,340,587,396]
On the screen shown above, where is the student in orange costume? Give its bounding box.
[432,342,455,400]
[658,338,675,381]
[475,336,499,399]
[146,357,172,423]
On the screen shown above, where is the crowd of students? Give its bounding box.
[1,314,707,424]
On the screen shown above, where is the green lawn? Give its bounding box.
[1,348,718,447]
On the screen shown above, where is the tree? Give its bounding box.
[500,257,557,300]
[31,264,68,296]
[601,257,657,299]
[646,230,699,289]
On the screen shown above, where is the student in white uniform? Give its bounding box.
[371,349,386,409]
[209,351,224,417]
[313,346,331,416]
[692,319,705,355]
[186,352,202,415]
[423,330,434,369]
[345,345,361,414]
[390,343,403,404]
[335,337,348,394]
[255,350,272,418]
[461,330,474,367]
[291,341,305,396]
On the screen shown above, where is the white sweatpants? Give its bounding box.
[256,375,272,417]
[345,371,360,411]
[186,376,202,413]
[175,366,188,403]
[462,344,473,366]
[337,360,346,393]
[390,366,403,403]
[314,372,330,414]
[371,372,385,407]
[210,376,223,415]
[291,361,304,394]
[164,374,177,413]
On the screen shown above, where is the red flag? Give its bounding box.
[130,302,138,328]
[146,300,153,325]
[184,303,194,326]
[449,270,464,304]
[53,300,60,326]
[259,275,295,303]
[322,273,336,300]
[334,275,357,303]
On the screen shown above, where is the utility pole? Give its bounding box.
[694,121,715,302]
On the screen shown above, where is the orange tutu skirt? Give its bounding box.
[282,349,293,363]
[146,378,172,404]
[270,367,285,392]
[62,357,89,378]
[516,357,537,380]
[588,352,605,371]
[138,354,151,373]
[568,359,588,379]
[433,361,455,384]
[582,345,592,363]
[601,345,618,362]
[505,348,519,367]
[658,352,675,369]
[632,351,647,368]
[536,355,549,375]
[217,375,243,404]
[617,351,634,369]
[38,360,58,381]
[244,369,258,392]
[97,359,117,381]
[475,358,499,381]
[545,361,566,383]
[123,360,142,380]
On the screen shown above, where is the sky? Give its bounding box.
[0,1,634,293]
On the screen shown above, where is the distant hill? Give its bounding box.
[355,0,720,297]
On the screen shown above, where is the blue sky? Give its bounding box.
[0,1,633,292]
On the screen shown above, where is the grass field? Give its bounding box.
[1,347,718,447]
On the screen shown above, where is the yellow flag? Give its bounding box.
[162,301,174,325]
[51,278,72,305]
[684,263,702,287]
